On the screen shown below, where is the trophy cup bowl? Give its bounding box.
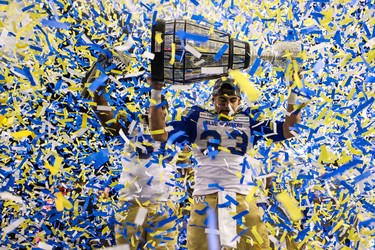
[151,19,303,85]
[151,19,254,85]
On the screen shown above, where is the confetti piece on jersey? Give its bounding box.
[134,207,148,225]
[245,186,258,203]
[276,191,304,222]
[206,207,220,250]
[250,226,264,245]
[229,70,261,102]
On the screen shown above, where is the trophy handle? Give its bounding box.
[151,20,166,83]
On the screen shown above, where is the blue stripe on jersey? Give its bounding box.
[252,120,286,145]
[167,106,201,145]
[244,107,286,145]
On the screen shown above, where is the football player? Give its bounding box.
[149,77,302,249]
[82,52,179,249]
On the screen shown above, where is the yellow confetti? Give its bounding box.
[229,70,261,102]
[245,186,258,203]
[341,247,352,250]
[55,192,73,211]
[345,140,362,155]
[317,145,335,164]
[276,191,304,222]
[0,92,8,103]
[45,154,63,175]
[321,7,334,27]
[279,230,288,243]
[169,42,175,65]
[70,226,86,232]
[102,226,110,235]
[265,222,276,236]
[315,107,328,122]
[0,114,7,125]
[82,113,87,128]
[155,32,163,44]
[217,113,234,120]
[250,226,264,245]
[292,61,302,88]
[218,146,231,153]
[135,197,144,208]
[287,6,293,20]
[149,129,165,135]
[158,154,163,166]
[337,151,352,165]
[74,200,79,217]
[11,130,35,140]
[297,231,315,248]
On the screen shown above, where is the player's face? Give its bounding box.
[212,95,240,116]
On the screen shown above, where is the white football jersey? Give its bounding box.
[118,124,174,203]
[168,106,286,196]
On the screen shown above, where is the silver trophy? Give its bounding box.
[261,42,303,69]
[151,19,303,85]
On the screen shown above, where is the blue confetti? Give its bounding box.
[213,44,229,62]
[41,19,70,30]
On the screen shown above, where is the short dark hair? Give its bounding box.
[212,78,241,97]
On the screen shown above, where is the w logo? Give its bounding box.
[193,195,206,204]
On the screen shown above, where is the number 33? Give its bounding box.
[200,130,248,155]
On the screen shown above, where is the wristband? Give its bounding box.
[287,92,297,105]
[150,89,162,106]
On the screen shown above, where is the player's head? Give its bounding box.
[212,78,241,116]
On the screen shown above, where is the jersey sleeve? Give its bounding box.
[166,107,199,145]
[248,108,286,145]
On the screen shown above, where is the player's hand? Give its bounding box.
[99,187,111,198]
[287,68,303,88]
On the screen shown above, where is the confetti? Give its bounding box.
[276,191,304,222]
[229,70,261,102]
[1,0,374,249]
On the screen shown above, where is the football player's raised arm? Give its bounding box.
[93,86,123,136]
[149,80,168,142]
[282,103,301,139]
[82,55,124,136]
[282,71,303,139]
